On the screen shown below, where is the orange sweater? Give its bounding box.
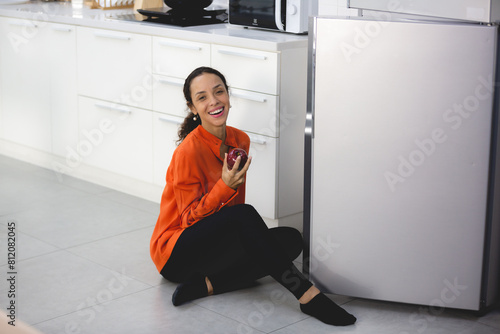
[150,125,250,272]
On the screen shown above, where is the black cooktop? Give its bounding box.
[135,7,227,27]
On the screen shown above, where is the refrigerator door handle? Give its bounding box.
[303,17,318,277]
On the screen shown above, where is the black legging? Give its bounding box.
[161,204,313,300]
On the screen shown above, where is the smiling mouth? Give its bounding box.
[209,107,224,116]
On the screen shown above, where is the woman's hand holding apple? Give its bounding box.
[222,153,251,190]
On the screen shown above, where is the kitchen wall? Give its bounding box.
[211,0,359,16]
[318,0,359,16]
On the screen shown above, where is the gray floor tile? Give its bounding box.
[195,276,309,333]
[0,155,45,175]
[0,229,58,266]
[0,156,112,217]
[273,298,500,334]
[97,190,160,215]
[33,167,114,196]
[0,154,110,196]
[478,307,500,330]
[0,171,73,216]
[2,194,157,249]
[67,227,166,287]
[0,250,151,325]
[34,285,257,334]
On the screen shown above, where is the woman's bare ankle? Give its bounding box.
[205,277,214,296]
[299,286,321,304]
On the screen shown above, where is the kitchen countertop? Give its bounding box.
[0,0,308,51]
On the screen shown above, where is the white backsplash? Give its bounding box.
[212,0,359,16]
[319,0,359,16]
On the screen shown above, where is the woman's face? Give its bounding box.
[188,73,230,137]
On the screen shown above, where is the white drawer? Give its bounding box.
[152,75,189,117]
[77,27,152,110]
[153,37,210,78]
[78,96,153,183]
[212,45,279,95]
[245,134,277,219]
[153,112,184,186]
[228,88,279,137]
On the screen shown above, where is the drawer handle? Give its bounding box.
[94,31,131,41]
[217,49,267,60]
[158,77,184,87]
[52,26,73,32]
[248,134,267,145]
[8,21,37,28]
[94,102,131,114]
[231,92,267,103]
[158,115,184,125]
[158,40,202,51]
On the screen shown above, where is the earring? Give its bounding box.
[193,114,197,121]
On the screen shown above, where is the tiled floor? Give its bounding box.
[0,154,499,334]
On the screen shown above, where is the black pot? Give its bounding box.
[164,0,213,10]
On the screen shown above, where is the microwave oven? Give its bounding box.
[228,0,318,34]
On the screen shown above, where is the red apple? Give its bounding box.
[227,148,248,171]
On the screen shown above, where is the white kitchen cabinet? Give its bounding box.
[77,27,153,110]
[150,37,210,187]
[0,17,52,152]
[152,75,188,117]
[246,134,278,219]
[48,23,78,158]
[153,37,210,79]
[212,45,279,95]
[151,37,209,118]
[0,19,77,156]
[152,112,184,186]
[78,96,153,183]
[212,45,284,220]
[225,88,280,218]
[228,88,279,137]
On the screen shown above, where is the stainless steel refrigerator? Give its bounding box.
[304,1,500,312]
